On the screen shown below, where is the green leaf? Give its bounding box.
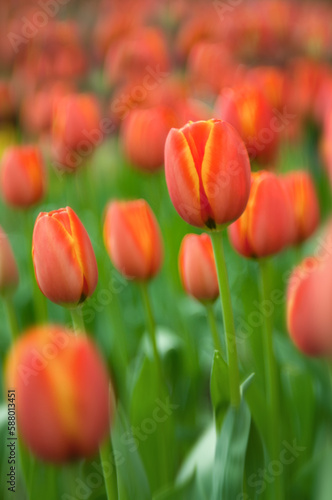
[244,421,266,500]
[315,437,332,500]
[177,422,216,499]
[111,404,151,500]
[212,396,251,500]
[153,472,197,500]
[130,355,176,493]
[210,350,230,430]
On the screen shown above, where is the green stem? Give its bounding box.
[138,281,169,485]
[206,302,224,355]
[70,307,86,334]
[99,432,118,500]
[294,244,303,264]
[210,230,241,408]
[259,258,282,500]
[139,282,163,380]
[4,296,19,341]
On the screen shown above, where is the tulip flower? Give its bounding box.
[0,146,46,208]
[283,170,320,245]
[215,85,280,165]
[179,233,218,302]
[32,207,98,305]
[5,325,113,462]
[228,171,295,258]
[103,199,163,280]
[104,27,170,86]
[287,256,332,356]
[244,66,288,112]
[52,93,101,171]
[164,119,251,229]
[0,226,19,295]
[120,106,179,172]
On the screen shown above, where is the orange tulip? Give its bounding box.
[228,171,295,258]
[287,256,332,356]
[0,146,46,208]
[32,207,98,305]
[244,66,288,112]
[52,93,102,171]
[215,85,280,165]
[120,106,179,172]
[0,226,19,294]
[283,170,320,245]
[164,119,251,229]
[103,199,163,280]
[5,325,112,462]
[179,233,218,302]
[104,27,170,86]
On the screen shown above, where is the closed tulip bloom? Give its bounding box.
[52,93,101,170]
[5,325,113,462]
[32,207,98,305]
[164,119,251,229]
[215,86,280,165]
[228,171,295,258]
[0,226,19,294]
[283,170,320,245]
[103,199,163,280]
[0,146,46,208]
[179,233,218,302]
[121,106,179,172]
[287,256,332,356]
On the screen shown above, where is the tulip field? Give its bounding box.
[1,1,332,499]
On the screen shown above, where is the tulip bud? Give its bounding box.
[32,207,98,305]
[103,199,163,280]
[0,146,46,208]
[164,119,251,229]
[5,325,113,462]
[179,233,218,302]
[52,93,101,171]
[287,256,332,356]
[120,106,179,172]
[283,170,320,245]
[228,171,295,258]
[0,226,19,294]
[215,86,280,165]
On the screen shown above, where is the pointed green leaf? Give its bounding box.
[210,350,230,430]
[212,396,251,500]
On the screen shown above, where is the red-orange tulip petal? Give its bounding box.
[283,170,320,244]
[179,233,218,302]
[228,171,296,258]
[0,226,19,294]
[165,119,251,229]
[32,208,98,305]
[103,199,163,280]
[287,256,332,356]
[0,146,46,208]
[5,325,112,462]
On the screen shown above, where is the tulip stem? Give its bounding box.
[139,282,163,380]
[70,307,86,334]
[259,258,282,500]
[210,230,241,408]
[206,302,224,356]
[99,433,118,500]
[4,296,19,341]
[139,281,170,486]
